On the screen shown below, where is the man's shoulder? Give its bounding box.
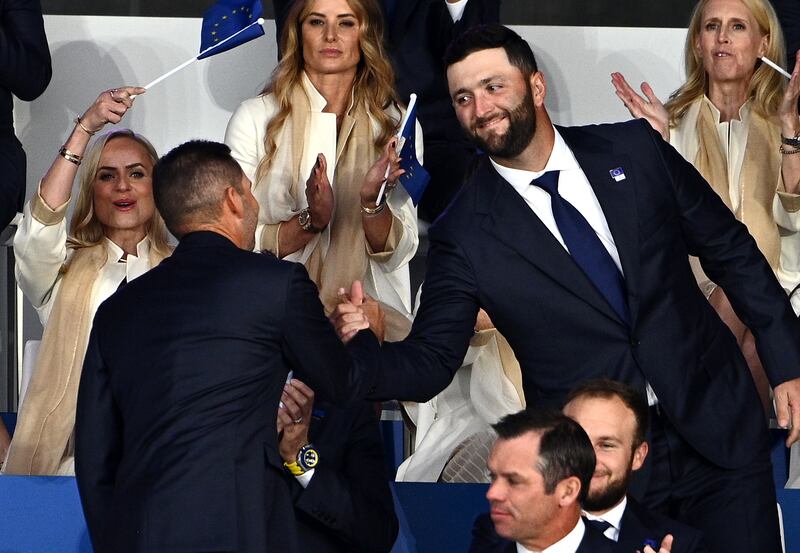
[557,119,659,149]
[467,513,516,553]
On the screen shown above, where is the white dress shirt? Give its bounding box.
[584,495,627,542]
[490,128,658,404]
[516,517,586,553]
[445,0,469,21]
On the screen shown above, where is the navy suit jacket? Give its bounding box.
[289,400,398,553]
[364,119,800,469]
[468,513,617,553]
[75,232,376,553]
[615,497,707,553]
[0,0,50,228]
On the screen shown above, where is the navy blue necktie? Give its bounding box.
[585,518,613,534]
[533,171,630,325]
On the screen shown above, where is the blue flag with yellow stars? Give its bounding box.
[199,0,264,60]
[397,102,430,206]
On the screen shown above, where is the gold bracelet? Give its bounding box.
[59,145,83,166]
[74,116,101,136]
[780,144,800,155]
[361,199,386,215]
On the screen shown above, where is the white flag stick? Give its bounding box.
[761,56,792,80]
[376,93,418,206]
[143,18,265,90]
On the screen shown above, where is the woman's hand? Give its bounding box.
[611,72,669,141]
[779,50,800,139]
[79,86,145,134]
[305,153,334,229]
[360,138,404,207]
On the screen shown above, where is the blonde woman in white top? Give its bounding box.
[611,0,800,409]
[4,87,170,475]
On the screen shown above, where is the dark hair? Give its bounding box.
[565,379,650,449]
[493,408,595,503]
[153,140,243,238]
[443,24,538,76]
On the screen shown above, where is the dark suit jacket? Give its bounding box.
[75,231,376,553]
[468,513,617,553]
[0,0,51,228]
[365,119,800,470]
[288,400,398,553]
[616,497,707,553]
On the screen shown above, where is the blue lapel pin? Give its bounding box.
[609,167,626,182]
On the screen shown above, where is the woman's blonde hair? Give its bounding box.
[257,0,398,180]
[67,129,170,256]
[666,0,786,125]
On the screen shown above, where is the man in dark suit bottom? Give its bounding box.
[563,379,707,553]
[75,141,377,553]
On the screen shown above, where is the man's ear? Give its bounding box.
[556,475,582,507]
[530,71,547,107]
[225,186,245,219]
[631,441,649,472]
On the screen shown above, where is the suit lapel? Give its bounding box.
[476,159,623,325]
[560,128,642,328]
[619,498,664,551]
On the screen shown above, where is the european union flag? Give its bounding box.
[397,102,430,206]
[199,0,264,60]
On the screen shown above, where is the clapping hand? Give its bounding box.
[611,72,669,141]
[305,154,334,229]
[360,139,405,208]
[277,378,314,463]
[641,534,673,553]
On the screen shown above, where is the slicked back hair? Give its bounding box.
[152,140,243,238]
[443,23,538,78]
[492,408,595,503]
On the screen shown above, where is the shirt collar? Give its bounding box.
[516,517,586,553]
[583,495,627,532]
[701,95,751,124]
[104,236,150,263]
[490,126,581,194]
[301,70,357,114]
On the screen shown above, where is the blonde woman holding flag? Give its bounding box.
[225,0,420,340]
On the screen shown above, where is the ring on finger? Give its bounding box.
[293,417,303,424]
[110,89,117,100]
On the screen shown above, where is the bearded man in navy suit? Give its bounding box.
[334,24,800,553]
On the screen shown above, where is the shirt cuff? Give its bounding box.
[294,468,315,488]
[366,209,402,261]
[30,187,69,226]
[777,191,800,214]
[445,0,468,21]
[259,222,282,254]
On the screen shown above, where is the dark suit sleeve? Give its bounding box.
[0,0,51,100]
[292,404,398,553]
[365,224,479,402]
[644,122,800,386]
[281,264,379,404]
[468,513,506,553]
[75,324,123,549]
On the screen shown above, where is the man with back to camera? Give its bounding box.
[467,408,659,553]
[563,379,707,553]
[333,23,800,552]
[74,140,378,553]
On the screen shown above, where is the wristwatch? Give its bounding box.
[297,443,319,472]
[298,208,323,233]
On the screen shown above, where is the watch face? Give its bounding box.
[299,446,319,470]
[298,209,311,227]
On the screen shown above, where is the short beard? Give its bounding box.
[583,469,630,512]
[467,83,536,159]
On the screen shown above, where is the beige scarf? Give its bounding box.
[261,83,410,340]
[4,243,167,475]
[695,101,782,268]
